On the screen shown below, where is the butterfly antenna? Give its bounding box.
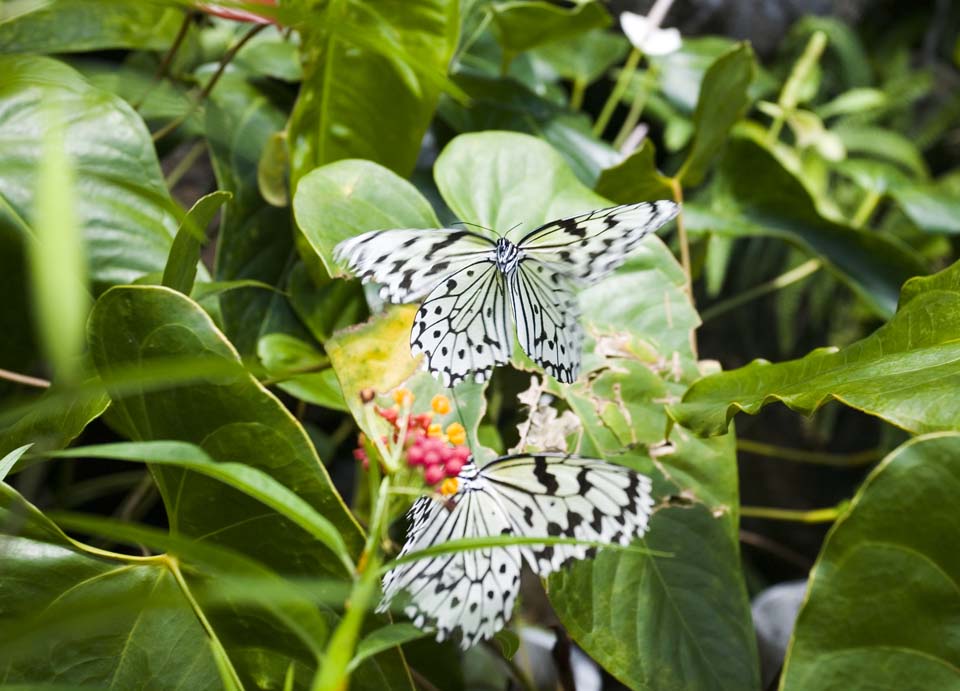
[453,220,500,238]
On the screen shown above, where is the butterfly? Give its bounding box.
[334,201,679,386]
[376,453,654,648]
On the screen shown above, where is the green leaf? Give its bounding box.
[887,182,960,235]
[0,444,30,482]
[288,262,368,343]
[900,255,960,307]
[649,36,739,113]
[672,289,960,436]
[27,101,88,383]
[530,28,629,85]
[684,128,925,317]
[288,0,457,183]
[0,0,183,53]
[815,87,887,119]
[293,159,439,277]
[780,433,960,690]
[349,624,429,672]
[87,285,365,574]
[832,123,929,178]
[0,55,179,287]
[0,485,223,690]
[489,1,610,64]
[678,43,756,186]
[258,333,348,411]
[0,383,109,459]
[162,191,232,295]
[595,138,673,203]
[206,71,293,355]
[51,441,355,574]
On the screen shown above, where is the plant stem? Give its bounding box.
[165,139,207,190]
[612,65,656,151]
[851,189,882,227]
[739,530,812,569]
[737,438,883,467]
[570,76,586,111]
[0,368,51,388]
[740,504,846,523]
[152,23,268,142]
[132,10,195,112]
[700,258,822,322]
[767,30,827,143]
[593,47,640,137]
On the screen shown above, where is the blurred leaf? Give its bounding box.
[530,28,628,85]
[649,36,737,113]
[0,0,183,52]
[887,182,960,235]
[815,87,887,119]
[257,130,289,207]
[293,159,439,278]
[595,139,673,202]
[163,191,232,295]
[832,123,929,178]
[0,484,224,689]
[0,444,30,482]
[288,0,457,183]
[492,629,519,660]
[672,289,960,436]
[685,128,925,317]
[87,285,365,573]
[28,102,88,383]
[52,441,355,573]
[780,433,960,690]
[234,25,302,81]
[490,1,610,65]
[0,55,179,287]
[206,71,293,355]
[790,15,872,88]
[258,333,348,411]
[679,43,756,186]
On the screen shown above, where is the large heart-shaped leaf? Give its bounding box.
[780,433,960,690]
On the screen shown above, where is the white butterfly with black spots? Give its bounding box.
[333,201,679,386]
[377,453,654,649]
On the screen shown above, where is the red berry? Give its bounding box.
[407,445,425,466]
[423,450,441,466]
[445,458,465,476]
[424,465,445,485]
[352,448,367,462]
[453,446,471,461]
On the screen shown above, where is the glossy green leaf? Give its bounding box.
[52,441,355,573]
[489,1,610,63]
[293,159,439,277]
[0,485,224,690]
[832,123,929,178]
[0,383,109,459]
[288,0,458,183]
[0,55,179,287]
[206,71,293,355]
[780,433,960,690]
[649,36,739,113]
[678,43,756,186]
[162,191,232,295]
[684,128,925,317]
[288,262,368,343]
[0,0,183,53]
[595,139,673,203]
[87,285,365,574]
[258,333,348,411]
[672,289,960,436]
[900,255,960,307]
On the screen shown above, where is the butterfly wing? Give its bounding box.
[378,484,523,649]
[508,263,583,383]
[517,201,679,286]
[333,229,496,303]
[412,260,513,386]
[479,453,654,576]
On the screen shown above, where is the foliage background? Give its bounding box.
[1,0,959,690]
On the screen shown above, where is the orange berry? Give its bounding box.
[427,423,443,438]
[431,394,451,415]
[440,477,459,496]
[446,422,466,446]
[392,388,413,407]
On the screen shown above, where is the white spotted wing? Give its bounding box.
[334,201,678,385]
[378,454,654,648]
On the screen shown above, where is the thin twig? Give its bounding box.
[164,139,208,190]
[739,530,812,570]
[737,438,883,467]
[700,258,822,322]
[0,368,51,388]
[741,504,846,523]
[152,23,268,142]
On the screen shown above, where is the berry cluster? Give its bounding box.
[353,390,471,488]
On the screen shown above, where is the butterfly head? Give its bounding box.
[494,237,522,274]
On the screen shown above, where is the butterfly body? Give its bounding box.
[334,201,679,385]
[378,453,654,648]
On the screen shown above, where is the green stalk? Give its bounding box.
[767,31,827,143]
[737,438,882,467]
[740,503,847,523]
[593,47,641,137]
[700,258,822,322]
